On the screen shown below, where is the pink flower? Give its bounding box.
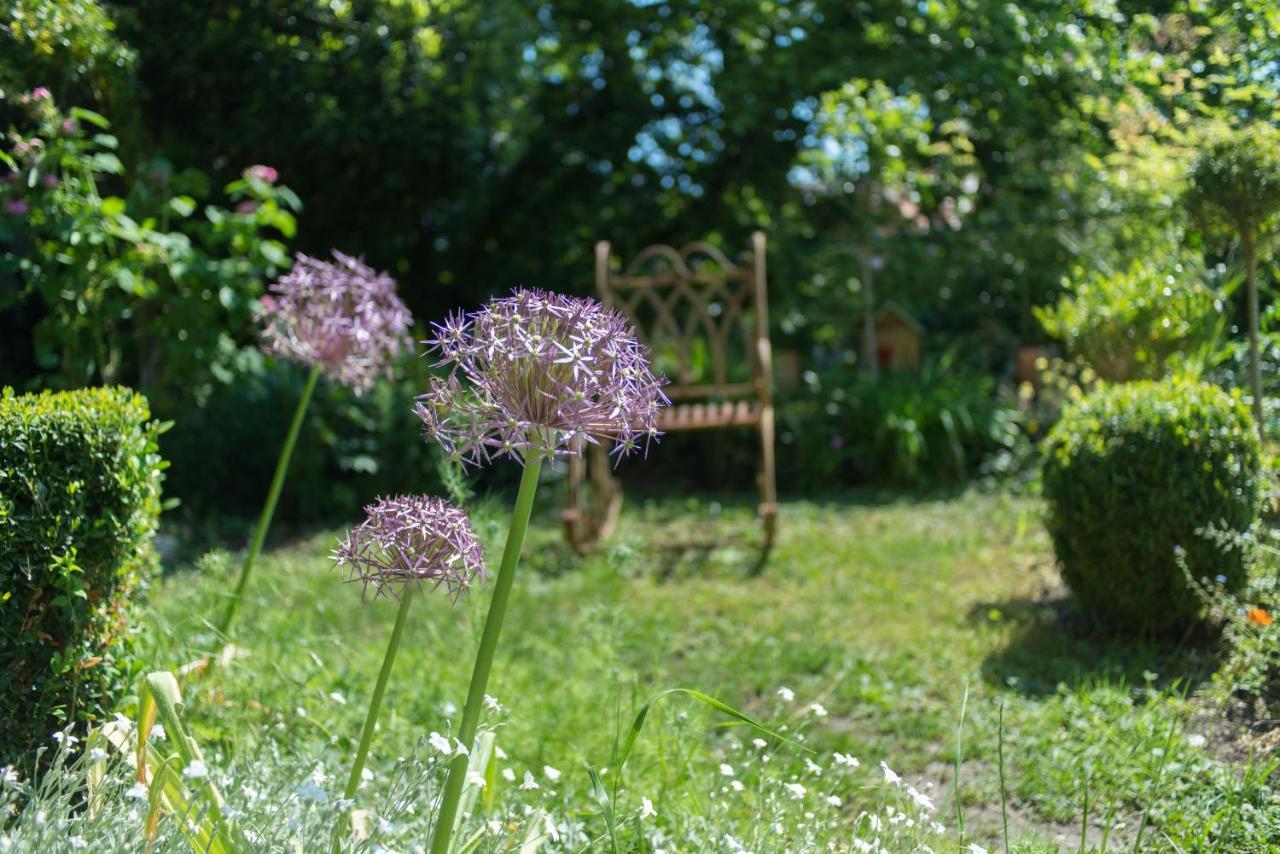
[41,174,58,189]
[61,119,77,135]
[28,87,51,102]
[235,200,257,214]
[4,199,29,216]
[246,165,278,184]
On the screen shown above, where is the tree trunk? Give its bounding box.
[861,242,878,378]
[1245,230,1264,439]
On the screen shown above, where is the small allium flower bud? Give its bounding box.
[333,496,485,599]
[414,288,667,464]
[259,251,413,393]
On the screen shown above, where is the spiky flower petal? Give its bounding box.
[333,496,485,599]
[414,288,667,464]
[259,251,413,393]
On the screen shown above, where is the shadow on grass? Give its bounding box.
[973,594,1222,698]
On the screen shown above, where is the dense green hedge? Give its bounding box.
[1042,380,1260,636]
[0,387,164,764]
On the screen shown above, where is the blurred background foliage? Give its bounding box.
[3,0,1280,520]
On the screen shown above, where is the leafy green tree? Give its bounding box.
[1187,124,1280,433]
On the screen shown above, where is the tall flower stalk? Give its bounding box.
[330,496,484,851]
[419,289,666,854]
[218,251,412,639]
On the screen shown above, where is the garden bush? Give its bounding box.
[1042,379,1260,636]
[0,386,164,765]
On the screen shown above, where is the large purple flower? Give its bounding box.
[259,251,413,393]
[333,495,485,599]
[414,289,667,464]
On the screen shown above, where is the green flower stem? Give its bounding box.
[332,584,417,852]
[217,365,320,639]
[430,456,543,854]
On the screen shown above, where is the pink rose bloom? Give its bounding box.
[5,199,29,216]
[246,165,278,184]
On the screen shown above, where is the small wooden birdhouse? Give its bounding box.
[874,303,922,373]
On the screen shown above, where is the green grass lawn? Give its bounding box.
[107,490,1280,851]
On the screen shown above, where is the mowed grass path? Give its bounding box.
[145,491,1275,851]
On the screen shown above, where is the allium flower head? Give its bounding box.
[333,495,485,599]
[259,251,413,393]
[415,288,667,464]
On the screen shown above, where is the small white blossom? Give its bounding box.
[67,836,87,851]
[150,724,166,742]
[297,778,327,803]
[804,758,823,776]
[52,731,78,748]
[640,797,657,819]
[808,703,828,717]
[906,785,935,812]
[542,765,561,782]
[495,746,508,760]
[826,794,843,807]
[967,846,989,854]
[88,747,109,763]
[752,738,767,749]
[484,695,502,713]
[428,732,452,755]
[777,687,795,702]
[328,691,347,705]
[834,752,860,769]
[465,771,486,789]
[719,763,736,777]
[784,782,806,799]
[502,767,516,782]
[182,760,209,780]
[880,761,901,786]
[730,779,745,792]
[520,771,540,790]
[125,782,148,801]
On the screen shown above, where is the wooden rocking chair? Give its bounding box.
[562,231,778,554]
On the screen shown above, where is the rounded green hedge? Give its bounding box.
[1042,380,1261,636]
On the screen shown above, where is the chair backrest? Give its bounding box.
[595,231,771,404]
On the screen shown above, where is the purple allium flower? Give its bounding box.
[414,288,668,465]
[333,495,485,599]
[4,199,28,216]
[258,250,413,393]
[246,164,278,184]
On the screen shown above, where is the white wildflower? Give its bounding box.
[182,760,208,780]
[328,691,347,705]
[520,771,539,790]
[150,724,166,742]
[719,763,736,777]
[730,779,745,791]
[826,794,843,807]
[640,797,657,819]
[52,731,78,748]
[906,785,935,812]
[297,778,327,803]
[808,703,828,717]
[484,695,502,713]
[67,836,87,851]
[752,738,767,749]
[804,757,824,776]
[88,747,109,763]
[880,761,900,785]
[428,732,452,755]
[495,746,508,760]
[777,686,795,702]
[542,765,561,782]
[967,845,989,854]
[834,752,860,769]
[502,767,516,782]
[784,782,806,799]
[125,782,148,801]
[465,771,486,789]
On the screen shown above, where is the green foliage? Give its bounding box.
[1187,124,1280,246]
[0,94,300,406]
[1035,254,1224,382]
[787,350,1022,487]
[0,386,164,765]
[1042,380,1261,635]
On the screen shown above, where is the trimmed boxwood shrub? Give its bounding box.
[1042,380,1261,636]
[0,387,164,765]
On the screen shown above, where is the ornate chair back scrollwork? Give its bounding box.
[562,231,778,553]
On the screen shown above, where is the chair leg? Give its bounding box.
[758,405,778,549]
[563,438,587,553]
